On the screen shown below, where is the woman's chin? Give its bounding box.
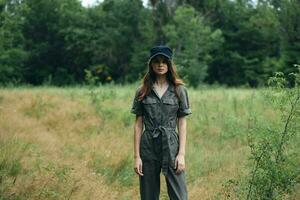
[155,71,167,76]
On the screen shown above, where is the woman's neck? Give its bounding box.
[155,75,168,87]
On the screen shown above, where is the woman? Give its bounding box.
[130,45,192,200]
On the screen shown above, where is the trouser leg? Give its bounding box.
[139,160,161,200]
[165,166,188,200]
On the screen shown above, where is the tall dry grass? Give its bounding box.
[0,85,299,200]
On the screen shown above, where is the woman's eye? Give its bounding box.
[152,59,158,63]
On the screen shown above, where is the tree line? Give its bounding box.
[0,0,299,87]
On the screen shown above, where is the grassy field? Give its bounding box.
[0,85,299,200]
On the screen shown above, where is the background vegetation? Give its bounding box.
[1,0,300,199]
[1,0,299,87]
[0,81,299,199]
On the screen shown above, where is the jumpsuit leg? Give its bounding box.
[139,160,161,200]
[165,166,188,200]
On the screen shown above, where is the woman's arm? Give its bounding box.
[177,116,187,156]
[134,115,144,176]
[175,116,187,174]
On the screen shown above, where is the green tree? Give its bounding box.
[163,5,223,87]
[242,1,281,87]
[22,0,90,85]
[127,8,156,83]
[277,0,300,86]
[0,0,28,84]
[22,0,67,85]
[58,0,91,83]
[204,0,281,87]
[149,0,176,43]
[86,0,145,83]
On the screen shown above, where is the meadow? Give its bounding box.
[0,85,299,200]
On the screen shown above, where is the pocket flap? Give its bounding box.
[162,98,177,105]
[142,97,157,104]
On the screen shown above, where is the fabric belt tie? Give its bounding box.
[146,126,176,176]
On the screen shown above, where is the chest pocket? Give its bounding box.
[142,97,157,105]
[142,97,158,117]
[162,98,179,115]
[162,98,178,105]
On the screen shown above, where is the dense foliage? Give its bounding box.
[0,0,299,87]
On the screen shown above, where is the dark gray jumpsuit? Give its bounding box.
[131,84,192,200]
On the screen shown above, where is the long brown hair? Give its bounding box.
[137,58,185,101]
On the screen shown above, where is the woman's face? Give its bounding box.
[151,55,169,76]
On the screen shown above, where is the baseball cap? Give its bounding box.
[148,45,173,64]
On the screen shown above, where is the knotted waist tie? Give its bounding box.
[145,126,176,176]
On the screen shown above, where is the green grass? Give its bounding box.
[0,85,299,200]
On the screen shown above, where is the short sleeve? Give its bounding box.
[130,86,143,116]
[177,85,192,117]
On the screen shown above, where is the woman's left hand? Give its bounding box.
[174,154,185,175]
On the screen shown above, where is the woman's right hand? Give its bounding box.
[134,157,144,176]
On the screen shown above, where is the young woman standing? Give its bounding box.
[130,45,192,200]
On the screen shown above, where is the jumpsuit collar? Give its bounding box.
[151,83,175,100]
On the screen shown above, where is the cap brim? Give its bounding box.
[148,53,171,65]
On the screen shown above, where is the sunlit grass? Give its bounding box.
[0,85,298,199]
